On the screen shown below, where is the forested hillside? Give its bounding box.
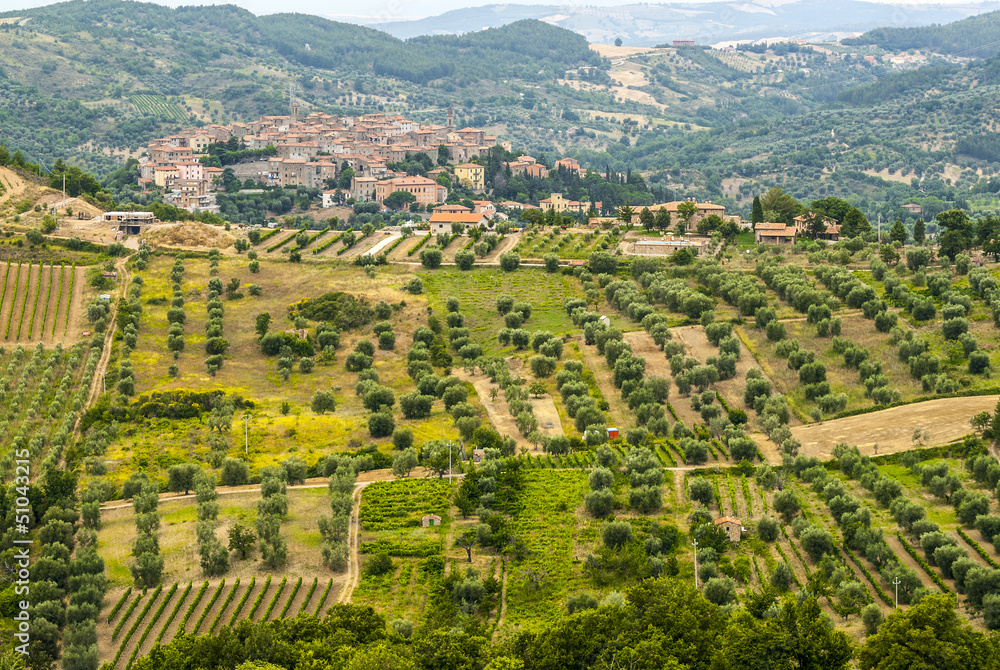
[844,9,1000,58]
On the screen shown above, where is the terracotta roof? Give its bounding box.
[428,212,486,223]
[754,222,789,231]
[714,516,741,525]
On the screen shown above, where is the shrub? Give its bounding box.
[392,427,414,451]
[220,458,249,486]
[499,252,520,272]
[688,477,713,506]
[368,412,395,438]
[602,521,634,549]
[970,352,991,375]
[703,577,736,605]
[420,247,443,269]
[757,517,779,542]
[585,489,615,517]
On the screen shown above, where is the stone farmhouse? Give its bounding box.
[793,212,841,241]
[754,221,797,245]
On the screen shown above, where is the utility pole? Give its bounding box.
[893,577,901,609]
[62,173,66,203]
[692,538,700,589]
[242,414,251,454]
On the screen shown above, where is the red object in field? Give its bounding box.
[607,427,619,440]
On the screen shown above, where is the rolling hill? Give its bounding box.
[1,0,1000,225]
[363,0,998,46]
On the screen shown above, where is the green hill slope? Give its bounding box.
[844,9,1000,57]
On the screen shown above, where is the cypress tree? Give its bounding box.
[752,195,764,224]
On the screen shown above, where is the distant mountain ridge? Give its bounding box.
[358,0,1000,46]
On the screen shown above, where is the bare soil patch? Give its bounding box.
[576,334,631,430]
[453,368,529,449]
[791,396,999,460]
[883,534,938,591]
[337,233,383,260]
[590,44,659,58]
[386,234,426,262]
[623,330,701,428]
[529,394,565,440]
[143,222,235,250]
[672,324,773,413]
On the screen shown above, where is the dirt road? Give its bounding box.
[791,395,999,460]
[337,481,371,604]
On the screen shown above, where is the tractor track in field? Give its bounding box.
[77,258,130,433]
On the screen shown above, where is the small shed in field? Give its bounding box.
[714,516,744,543]
[607,427,619,440]
[421,514,442,527]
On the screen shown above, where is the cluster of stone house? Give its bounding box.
[754,212,840,245]
[139,110,505,212]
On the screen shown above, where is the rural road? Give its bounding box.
[74,257,131,437]
[336,481,371,604]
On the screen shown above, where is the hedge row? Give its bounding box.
[895,532,951,593]
[781,527,810,576]
[177,580,209,634]
[192,579,226,634]
[256,227,282,245]
[407,233,431,256]
[298,578,318,616]
[313,231,344,254]
[15,261,33,339]
[108,587,133,623]
[155,582,192,646]
[278,577,302,620]
[227,576,257,628]
[844,544,894,606]
[360,539,443,557]
[266,225,307,253]
[263,576,288,621]
[208,578,241,634]
[5,262,22,338]
[741,477,754,515]
[292,225,331,252]
[957,527,1000,569]
[63,262,76,336]
[772,544,803,588]
[261,576,288,621]
[247,575,272,620]
[112,591,145,640]
[382,233,408,256]
[314,579,333,615]
[125,583,179,670]
[111,584,163,667]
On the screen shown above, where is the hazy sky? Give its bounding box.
[5,0,992,22]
